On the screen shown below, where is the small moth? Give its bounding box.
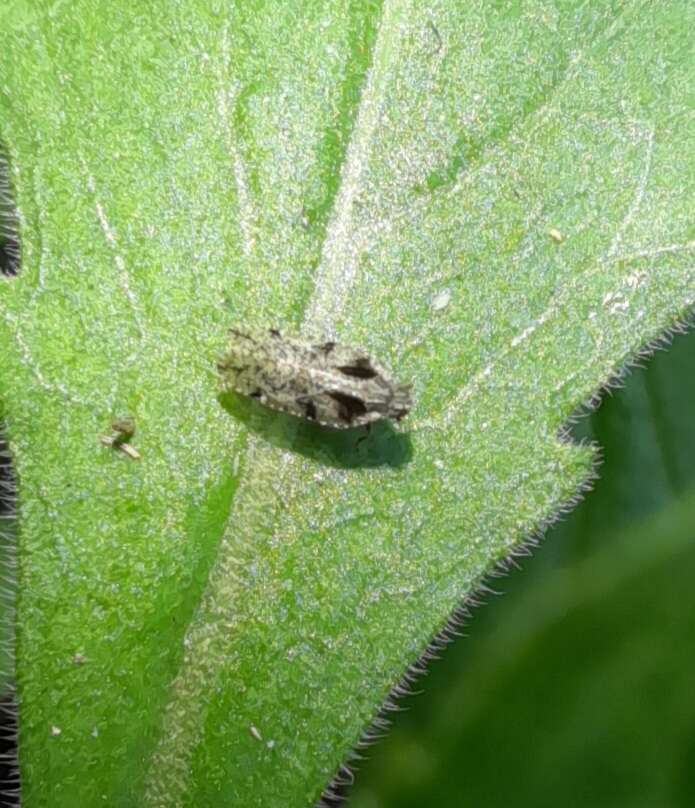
[217,327,412,429]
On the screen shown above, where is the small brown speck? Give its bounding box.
[111,417,136,446]
[101,416,139,458]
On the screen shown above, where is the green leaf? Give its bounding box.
[0,1,693,805]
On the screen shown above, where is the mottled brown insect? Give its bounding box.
[217,327,412,429]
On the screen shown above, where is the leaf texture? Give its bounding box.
[0,1,693,805]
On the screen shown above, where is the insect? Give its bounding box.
[217,327,412,429]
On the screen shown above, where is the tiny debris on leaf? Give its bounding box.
[548,227,564,243]
[51,725,61,737]
[249,724,263,742]
[431,288,451,311]
[218,327,412,429]
[110,416,136,446]
[100,416,139,459]
[119,443,141,461]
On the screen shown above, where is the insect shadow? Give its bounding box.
[218,392,413,469]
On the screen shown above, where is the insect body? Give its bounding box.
[217,327,412,429]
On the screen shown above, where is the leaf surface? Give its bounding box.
[0,1,693,805]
